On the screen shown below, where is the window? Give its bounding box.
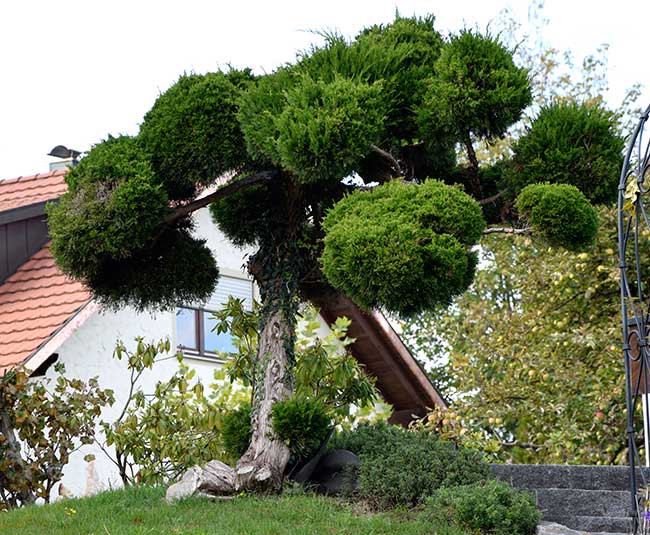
[176,275,253,358]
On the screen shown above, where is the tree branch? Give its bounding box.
[478,191,504,205]
[499,440,543,450]
[482,227,532,236]
[370,144,403,175]
[165,170,278,225]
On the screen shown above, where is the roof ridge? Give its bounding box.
[0,169,66,185]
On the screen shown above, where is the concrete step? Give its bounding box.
[491,464,637,492]
[542,515,632,534]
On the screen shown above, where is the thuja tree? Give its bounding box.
[48,15,604,491]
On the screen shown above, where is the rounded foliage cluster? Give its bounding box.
[321,180,485,316]
[422,480,540,535]
[271,397,331,461]
[516,183,598,250]
[276,77,384,184]
[331,423,489,509]
[418,30,531,140]
[221,404,252,462]
[140,70,254,200]
[510,102,624,204]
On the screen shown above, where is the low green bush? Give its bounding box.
[332,423,490,509]
[272,397,332,461]
[422,479,540,535]
[221,404,252,461]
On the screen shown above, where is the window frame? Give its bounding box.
[175,275,254,361]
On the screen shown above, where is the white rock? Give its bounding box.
[165,466,202,503]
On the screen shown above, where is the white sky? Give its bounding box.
[0,0,648,180]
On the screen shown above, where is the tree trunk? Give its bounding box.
[464,134,483,200]
[235,304,293,491]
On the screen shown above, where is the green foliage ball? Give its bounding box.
[418,30,531,141]
[275,76,385,184]
[321,180,485,316]
[271,397,331,461]
[82,225,219,311]
[221,404,252,461]
[48,177,168,281]
[516,183,598,250]
[422,480,540,535]
[139,70,254,200]
[510,102,624,204]
[64,135,152,191]
[333,424,489,509]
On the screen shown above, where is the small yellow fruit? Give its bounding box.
[528,369,536,377]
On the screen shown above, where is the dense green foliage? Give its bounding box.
[271,397,331,460]
[510,102,624,204]
[322,180,485,315]
[332,423,489,509]
[0,365,113,509]
[0,486,462,535]
[516,183,599,250]
[423,480,540,535]
[418,30,531,141]
[221,404,253,461]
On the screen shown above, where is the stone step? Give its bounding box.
[491,464,639,492]
[541,515,632,534]
[532,489,631,519]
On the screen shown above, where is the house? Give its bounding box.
[0,167,445,496]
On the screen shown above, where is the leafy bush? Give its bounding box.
[422,480,540,535]
[509,102,624,205]
[272,397,331,461]
[321,179,485,316]
[516,183,598,250]
[0,364,113,509]
[221,404,252,462]
[331,423,490,509]
[328,421,408,457]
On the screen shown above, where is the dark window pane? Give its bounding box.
[203,312,236,354]
[176,308,198,350]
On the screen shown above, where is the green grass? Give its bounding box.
[0,486,464,535]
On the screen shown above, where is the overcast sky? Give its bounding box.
[0,0,648,180]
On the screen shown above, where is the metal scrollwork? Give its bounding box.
[618,104,650,533]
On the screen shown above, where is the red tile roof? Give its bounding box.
[0,169,68,212]
[0,243,90,373]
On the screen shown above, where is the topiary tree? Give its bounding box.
[47,13,612,493]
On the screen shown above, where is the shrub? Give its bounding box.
[328,421,409,457]
[422,480,540,535]
[332,423,490,509]
[272,397,332,461]
[516,183,598,250]
[221,404,252,462]
[0,364,113,509]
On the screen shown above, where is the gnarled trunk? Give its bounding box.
[235,305,293,490]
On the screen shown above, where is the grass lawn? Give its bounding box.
[0,485,463,535]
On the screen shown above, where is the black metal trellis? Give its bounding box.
[618,103,650,534]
